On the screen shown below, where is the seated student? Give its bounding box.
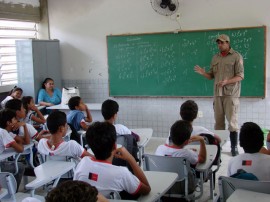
[22,96,46,128]
[166,100,221,144]
[228,122,270,180]
[73,122,151,199]
[156,120,206,165]
[5,99,48,141]
[67,96,92,131]
[0,109,30,190]
[1,86,23,109]
[22,180,109,202]
[38,111,92,159]
[101,99,140,142]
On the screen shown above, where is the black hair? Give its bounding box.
[8,86,23,96]
[5,99,23,112]
[86,121,116,160]
[170,120,193,146]
[21,96,33,113]
[0,109,16,128]
[42,78,54,89]
[101,99,119,120]
[180,100,198,122]
[45,180,98,202]
[240,122,264,153]
[46,111,67,134]
[68,96,81,110]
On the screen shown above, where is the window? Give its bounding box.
[0,20,38,86]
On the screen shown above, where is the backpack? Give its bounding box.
[112,135,139,172]
[230,169,259,181]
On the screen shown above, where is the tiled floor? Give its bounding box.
[20,137,243,202]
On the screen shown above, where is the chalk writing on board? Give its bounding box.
[108,26,265,97]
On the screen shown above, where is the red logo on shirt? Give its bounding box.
[89,173,98,181]
[242,160,252,166]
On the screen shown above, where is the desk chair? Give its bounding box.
[0,172,44,202]
[188,133,221,189]
[218,176,270,202]
[143,154,203,201]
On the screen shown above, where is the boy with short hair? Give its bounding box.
[101,99,140,141]
[73,122,151,199]
[5,99,48,141]
[228,122,270,180]
[156,120,206,165]
[67,96,92,131]
[166,100,221,144]
[0,109,30,189]
[38,111,92,158]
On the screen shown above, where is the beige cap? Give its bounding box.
[216,34,230,42]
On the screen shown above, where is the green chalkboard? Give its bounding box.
[107,26,266,97]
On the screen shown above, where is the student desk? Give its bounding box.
[130,128,153,165]
[137,171,178,202]
[47,103,103,121]
[25,160,76,196]
[212,130,229,147]
[0,143,34,173]
[185,144,218,200]
[0,188,8,200]
[227,189,270,202]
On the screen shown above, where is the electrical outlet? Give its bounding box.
[198,111,203,118]
[176,12,181,20]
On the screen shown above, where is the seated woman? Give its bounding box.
[38,78,62,113]
[1,86,23,109]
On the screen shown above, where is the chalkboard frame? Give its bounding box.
[107,26,266,98]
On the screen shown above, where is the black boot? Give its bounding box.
[230,131,239,156]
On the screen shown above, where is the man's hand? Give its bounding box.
[217,79,228,87]
[194,65,205,75]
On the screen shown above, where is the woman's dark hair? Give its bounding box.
[42,78,54,89]
[8,86,23,96]
[21,96,33,114]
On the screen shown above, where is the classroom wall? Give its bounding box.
[47,0,270,137]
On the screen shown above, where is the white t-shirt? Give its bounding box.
[165,125,214,144]
[37,138,85,158]
[228,153,270,180]
[114,124,132,135]
[73,157,141,194]
[23,111,34,125]
[155,144,199,165]
[18,123,38,139]
[0,128,16,153]
[1,96,13,109]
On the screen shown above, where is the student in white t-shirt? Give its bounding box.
[0,109,31,190]
[101,99,140,142]
[38,111,92,159]
[228,122,270,180]
[22,96,46,127]
[73,122,151,200]
[5,99,49,141]
[1,86,23,109]
[155,120,206,165]
[166,100,221,145]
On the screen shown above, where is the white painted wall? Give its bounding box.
[47,0,270,136]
